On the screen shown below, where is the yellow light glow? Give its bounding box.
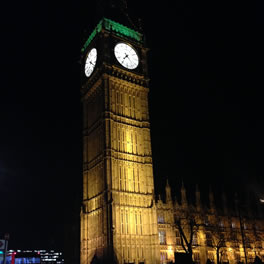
[167,246,173,257]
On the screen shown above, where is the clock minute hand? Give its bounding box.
[122,54,128,64]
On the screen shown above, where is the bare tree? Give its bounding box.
[175,213,200,263]
[205,224,226,264]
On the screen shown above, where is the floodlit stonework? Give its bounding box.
[156,181,264,264]
[80,17,264,264]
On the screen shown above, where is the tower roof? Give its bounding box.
[81,17,143,53]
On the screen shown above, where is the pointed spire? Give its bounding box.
[165,178,172,204]
[181,180,188,207]
[195,184,201,211]
[209,185,216,213]
[95,0,139,31]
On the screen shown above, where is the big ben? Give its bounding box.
[80,1,159,264]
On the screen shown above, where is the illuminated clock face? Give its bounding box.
[84,48,97,77]
[114,43,139,70]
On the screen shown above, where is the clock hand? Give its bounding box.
[122,54,129,64]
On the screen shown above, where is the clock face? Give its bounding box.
[84,48,97,77]
[114,43,139,70]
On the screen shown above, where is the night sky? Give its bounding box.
[1,0,263,253]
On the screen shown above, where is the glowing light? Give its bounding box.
[168,246,173,255]
[260,198,264,203]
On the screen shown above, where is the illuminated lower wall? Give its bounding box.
[156,196,264,264]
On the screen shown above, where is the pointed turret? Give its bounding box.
[195,184,201,212]
[95,0,140,31]
[209,185,216,213]
[181,180,188,208]
[165,179,172,204]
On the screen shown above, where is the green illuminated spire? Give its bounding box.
[95,0,139,30]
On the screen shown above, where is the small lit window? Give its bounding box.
[193,252,200,262]
[175,230,181,245]
[219,221,224,228]
[159,230,166,245]
[206,233,213,246]
[158,214,165,224]
[193,232,198,246]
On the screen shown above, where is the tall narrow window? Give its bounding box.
[135,211,138,234]
[175,230,181,245]
[131,132,133,153]
[121,93,124,115]
[137,168,140,192]
[118,129,121,151]
[129,95,132,116]
[116,91,120,114]
[133,97,136,117]
[135,133,138,153]
[124,167,127,191]
[157,214,165,224]
[133,168,135,192]
[125,211,129,234]
[139,211,143,235]
[193,232,198,246]
[158,230,166,245]
[194,252,200,263]
[206,232,213,246]
[121,211,124,234]
[119,167,122,190]
[122,130,125,151]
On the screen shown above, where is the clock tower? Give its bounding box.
[80,4,159,264]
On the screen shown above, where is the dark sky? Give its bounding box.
[1,0,263,251]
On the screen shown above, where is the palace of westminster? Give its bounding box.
[79,2,264,263]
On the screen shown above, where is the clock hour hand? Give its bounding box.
[121,54,129,64]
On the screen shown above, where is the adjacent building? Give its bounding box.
[156,181,264,263]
